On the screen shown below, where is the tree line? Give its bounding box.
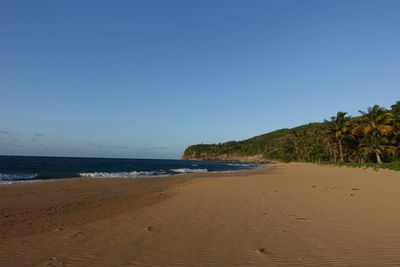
[182,101,400,164]
[282,101,400,163]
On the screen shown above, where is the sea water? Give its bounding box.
[0,156,262,185]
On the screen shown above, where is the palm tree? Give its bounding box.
[392,113,400,162]
[353,105,395,163]
[359,135,396,164]
[326,112,351,162]
[391,101,400,114]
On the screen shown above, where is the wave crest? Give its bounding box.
[79,171,167,178]
[170,168,208,173]
[0,173,36,181]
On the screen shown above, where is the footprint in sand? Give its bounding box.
[295,217,310,221]
[45,257,73,267]
[323,186,340,192]
[288,215,311,221]
[271,228,287,233]
[71,232,83,238]
[254,248,269,255]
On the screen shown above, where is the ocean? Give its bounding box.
[0,156,262,185]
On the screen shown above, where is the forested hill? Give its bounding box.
[181,101,400,164]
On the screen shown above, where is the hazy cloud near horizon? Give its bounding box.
[86,142,168,153]
[0,130,175,158]
[1,137,175,158]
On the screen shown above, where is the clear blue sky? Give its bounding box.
[1,0,399,159]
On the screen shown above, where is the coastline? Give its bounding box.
[0,156,261,185]
[1,163,400,266]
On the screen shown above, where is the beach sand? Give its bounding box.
[1,163,400,266]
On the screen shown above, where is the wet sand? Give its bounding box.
[1,163,400,266]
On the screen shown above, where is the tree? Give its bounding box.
[391,101,400,114]
[353,105,395,163]
[359,135,396,164]
[326,112,351,162]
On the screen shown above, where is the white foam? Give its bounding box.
[227,163,249,166]
[0,173,36,181]
[79,171,167,178]
[0,180,40,185]
[170,168,208,173]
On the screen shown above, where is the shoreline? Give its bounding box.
[1,163,400,266]
[0,157,266,186]
[0,164,267,186]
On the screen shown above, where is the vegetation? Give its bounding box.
[319,162,400,171]
[182,101,400,165]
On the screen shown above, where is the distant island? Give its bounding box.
[182,101,400,166]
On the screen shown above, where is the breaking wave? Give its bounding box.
[227,163,249,166]
[80,168,210,178]
[0,173,39,185]
[0,173,37,181]
[79,171,167,178]
[169,168,208,173]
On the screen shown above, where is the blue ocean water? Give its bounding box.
[0,156,262,185]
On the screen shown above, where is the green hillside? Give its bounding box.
[182,101,400,164]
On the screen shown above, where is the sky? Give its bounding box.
[1,0,399,159]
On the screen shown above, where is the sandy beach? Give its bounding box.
[1,163,400,266]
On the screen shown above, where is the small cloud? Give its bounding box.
[130,146,170,154]
[87,142,107,149]
[0,131,10,135]
[114,145,129,150]
[36,143,48,147]
[87,142,96,148]
[154,146,168,151]
[11,138,19,143]
[142,146,169,152]
[34,133,44,137]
